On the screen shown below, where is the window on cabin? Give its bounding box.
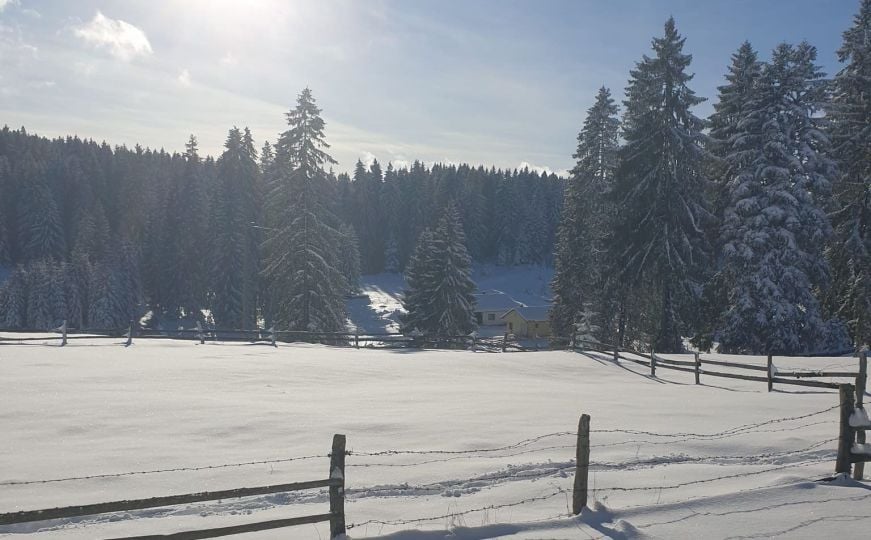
[488,313,495,321]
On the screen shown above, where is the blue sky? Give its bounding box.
[0,0,859,174]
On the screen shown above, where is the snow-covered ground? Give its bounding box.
[0,339,867,539]
[347,265,553,334]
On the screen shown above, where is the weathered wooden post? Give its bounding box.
[329,434,346,538]
[836,384,856,476]
[269,326,276,347]
[572,414,591,514]
[613,344,619,362]
[767,354,774,392]
[59,320,67,347]
[502,332,508,353]
[196,321,205,345]
[355,332,359,349]
[694,351,701,385]
[855,351,867,480]
[650,348,656,377]
[123,320,134,347]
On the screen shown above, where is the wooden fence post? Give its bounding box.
[125,320,134,347]
[196,321,205,345]
[502,332,508,353]
[650,348,656,377]
[269,326,276,347]
[613,344,619,362]
[854,351,867,480]
[329,434,346,539]
[573,414,591,514]
[836,384,856,476]
[355,332,359,349]
[767,354,774,392]
[60,320,67,347]
[694,351,701,385]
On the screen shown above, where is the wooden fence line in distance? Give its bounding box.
[0,435,347,540]
[569,337,866,394]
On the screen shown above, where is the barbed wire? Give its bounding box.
[346,487,570,529]
[0,454,328,486]
[348,431,574,457]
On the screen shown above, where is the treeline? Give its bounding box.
[552,5,871,355]
[0,102,562,331]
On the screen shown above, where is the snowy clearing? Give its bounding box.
[0,340,868,539]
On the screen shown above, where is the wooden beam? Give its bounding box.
[0,479,339,525]
[572,414,590,514]
[107,513,335,540]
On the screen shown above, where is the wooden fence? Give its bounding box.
[0,435,347,539]
[571,338,867,394]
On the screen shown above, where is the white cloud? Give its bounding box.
[359,150,376,168]
[220,52,238,66]
[177,68,192,87]
[0,0,19,13]
[74,11,152,61]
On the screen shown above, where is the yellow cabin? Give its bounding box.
[500,306,552,338]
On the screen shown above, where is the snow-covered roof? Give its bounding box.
[473,290,522,312]
[502,305,551,322]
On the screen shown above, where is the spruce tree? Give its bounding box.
[717,43,835,354]
[263,88,347,331]
[211,127,260,329]
[401,204,476,335]
[609,18,711,353]
[826,0,871,349]
[338,224,362,294]
[551,86,619,338]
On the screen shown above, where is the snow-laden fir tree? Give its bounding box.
[17,153,65,262]
[695,42,763,349]
[0,266,27,328]
[211,127,260,329]
[400,204,476,335]
[263,88,347,331]
[384,231,400,273]
[89,239,142,329]
[26,260,64,329]
[717,42,836,354]
[551,86,619,338]
[826,0,871,349]
[609,18,712,353]
[400,228,436,333]
[338,224,362,294]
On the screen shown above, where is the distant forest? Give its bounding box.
[0,122,562,331]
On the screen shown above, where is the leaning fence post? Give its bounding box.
[573,414,591,514]
[650,348,656,377]
[329,434,346,538]
[854,351,867,480]
[125,320,134,347]
[694,351,701,385]
[60,320,67,347]
[767,354,774,392]
[836,384,856,476]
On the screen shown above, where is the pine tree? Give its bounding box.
[384,231,400,273]
[263,88,347,331]
[0,266,28,328]
[826,0,871,349]
[338,224,362,294]
[609,18,711,353]
[717,42,835,354]
[211,127,260,329]
[401,204,476,335]
[551,87,619,338]
[17,153,66,262]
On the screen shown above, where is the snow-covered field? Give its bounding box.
[0,340,867,539]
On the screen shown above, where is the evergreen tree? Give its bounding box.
[211,127,260,329]
[17,153,66,262]
[338,224,362,294]
[717,43,835,354]
[384,231,400,273]
[0,266,28,328]
[551,87,620,338]
[263,88,347,331]
[401,204,476,335]
[826,0,871,349]
[609,18,711,353]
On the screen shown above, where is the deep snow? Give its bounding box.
[0,338,868,539]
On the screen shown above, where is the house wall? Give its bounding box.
[475,309,508,326]
[503,312,551,338]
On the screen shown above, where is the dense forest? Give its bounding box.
[0,2,868,358]
[0,109,562,331]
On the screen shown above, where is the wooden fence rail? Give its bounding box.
[0,435,347,540]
